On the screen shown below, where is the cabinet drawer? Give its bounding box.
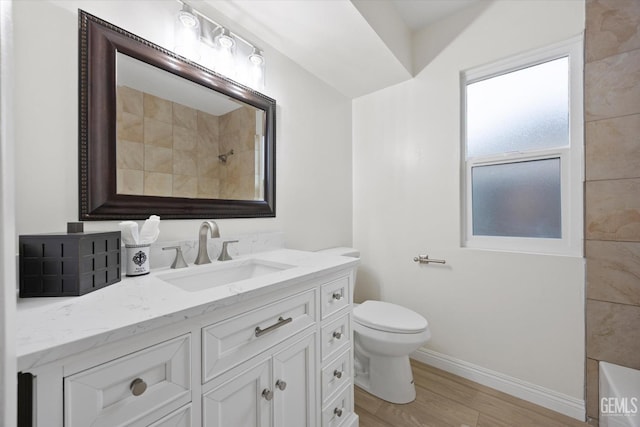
[320,276,350,320]
[322,385,352,427]
[64,334,191,427]
[203,289,316,382]
[321,313,350,362]
[149,404,191,427]
[322,349,352,403]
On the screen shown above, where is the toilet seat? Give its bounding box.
[354,300,428,334]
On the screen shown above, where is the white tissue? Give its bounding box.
[119,216,160,245]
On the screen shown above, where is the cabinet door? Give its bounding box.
[273,333,316,427]
[202,359,272,427]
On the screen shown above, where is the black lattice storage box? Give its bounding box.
[19,231,121,297]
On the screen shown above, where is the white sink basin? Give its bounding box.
[157,258,295,292]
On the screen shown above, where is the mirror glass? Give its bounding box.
[78,10,276,220]
[116,53,266,201]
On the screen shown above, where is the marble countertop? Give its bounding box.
[16,249,358,371]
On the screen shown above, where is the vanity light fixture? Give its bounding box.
[175,0,266,90]
[215,28,235,50]
[249,48,265,66]
[177,4,199,28]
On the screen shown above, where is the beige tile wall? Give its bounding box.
[584,0,640,421]
[116,86,259,200]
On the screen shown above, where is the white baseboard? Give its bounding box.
[411,348,585,421]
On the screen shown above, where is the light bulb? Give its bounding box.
[249,49,264,66]
[216,29,235,49]
[178,11,198,28]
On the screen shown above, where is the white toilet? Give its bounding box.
[318,248,431,404]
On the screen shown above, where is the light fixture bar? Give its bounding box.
[177,0,263,55]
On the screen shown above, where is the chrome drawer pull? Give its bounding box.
[255,316,292,337]
[334,407,343,417]
[275,379,287,391]
[262,388,273,401]
[129,378,147,396]
[333,370,343,379]
[333,331,343,340]
[332,292,342,301]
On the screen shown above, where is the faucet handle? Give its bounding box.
[162,246,188,269]
[218,240,239,261]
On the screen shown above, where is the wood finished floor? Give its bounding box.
[354,360,593,427]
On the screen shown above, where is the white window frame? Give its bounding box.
[461,36,584,256]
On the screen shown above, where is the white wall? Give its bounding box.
[12,0,352,251]
[353,0,585,402]
[1,2,16,425]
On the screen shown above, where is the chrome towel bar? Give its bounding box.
[413,255,446,264]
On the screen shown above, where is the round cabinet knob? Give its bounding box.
[262,388,273,401]
[275,379,287,391]
[334,407,343,417]
[129,378,147,396]
[333,331,343,340]
[333,370,343,379]
[332,292,342,301]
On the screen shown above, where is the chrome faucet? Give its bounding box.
[195,221,220,265]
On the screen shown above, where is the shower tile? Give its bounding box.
[117,112,143,143]
[197,177,219,199]
[144,172,172,197]
[144,118,173,148]
[117,169,143,195]
[117,139,144,170]
[173,175,198,198]
[587,240,640,306]
[118,85,144,116]
[586,299,640,369]
[198,111,219,142]
[586,178,640,241]
[197,155,219,179]
[173,126,197,151]
[586,114,640,181]
[585,49,640,121]
[144,145,172,174]
[586,0,640,62]
[144,93,172,123]
[173,150,197,176]
[173,103,197,129]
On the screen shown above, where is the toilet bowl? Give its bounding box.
[317,247,431,404]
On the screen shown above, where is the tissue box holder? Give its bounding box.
[19,231,121,297]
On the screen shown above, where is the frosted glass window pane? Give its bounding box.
[472,158,561,238]
[466,57,569,158]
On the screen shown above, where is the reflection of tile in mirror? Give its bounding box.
[117,112,143,143]
[144,172,172,197]
[144,145,173,173]
[115,83,263,200]
[118,86,144,116]
[144,118,172,148]
[173,150,198,176]
[173,126,197,151]
[117,169,144,195]
[173,175,198,198]
[198,177,220,199]
[173,103,197,129]
[144,93,172,123]
[117,140,144,170]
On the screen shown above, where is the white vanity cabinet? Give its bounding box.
[18,254,358,427]
[202,332,316,427]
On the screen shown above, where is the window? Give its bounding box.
[462,37,583,255]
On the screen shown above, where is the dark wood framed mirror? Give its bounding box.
[79,10,276,220]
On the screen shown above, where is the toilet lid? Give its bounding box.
[353,300,428,333]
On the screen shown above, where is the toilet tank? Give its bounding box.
[316,247,360,258]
